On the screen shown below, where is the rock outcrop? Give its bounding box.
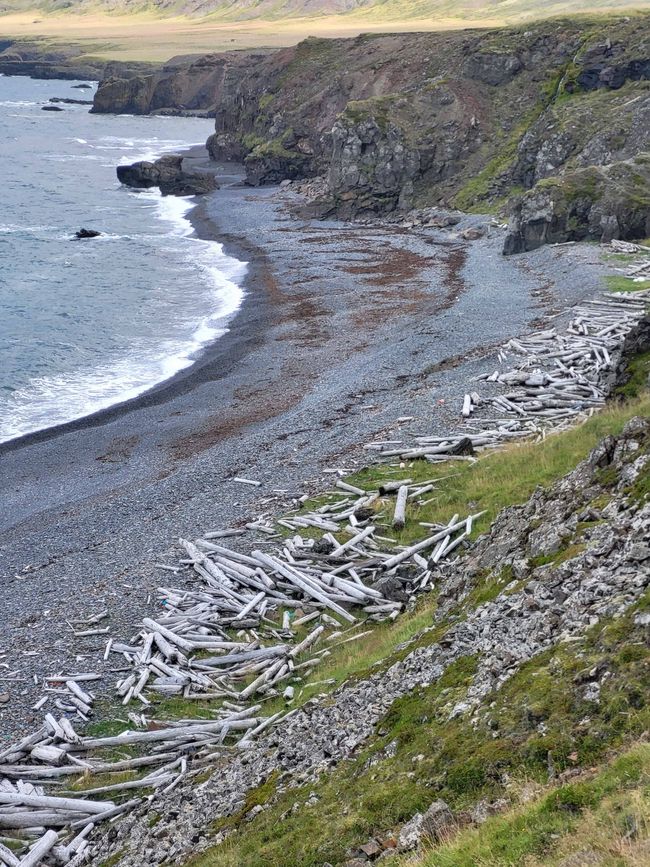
[92,50,273,116]
[0,39,152,81]
[116,154,218,196]
[93,15,650,234]
[503,155,650,254]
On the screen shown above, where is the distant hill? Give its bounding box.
[2,0,648,22]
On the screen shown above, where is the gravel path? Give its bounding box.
[0,169,611,738]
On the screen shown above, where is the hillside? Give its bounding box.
[87,13,650,252]
[1,0,647,22]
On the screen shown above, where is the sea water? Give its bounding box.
[0,75,246,443]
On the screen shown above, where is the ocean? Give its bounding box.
[0,75,246,444]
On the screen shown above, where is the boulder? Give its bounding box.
[397,813,424,851]
[116,154,218,197]
[420,799,454,841]
[74,228,101,239]
[41,105,64,112]
[49,97,93,106]
[371,575,408,604]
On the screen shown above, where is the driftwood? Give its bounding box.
[3,288,647,865]
[392,486,408,530]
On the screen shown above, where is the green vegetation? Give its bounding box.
[97,851,126,867]
[341,395,650,546]
[184,590,650,867]
[179,379,650,867]
[412,743,650,866]
[615,352,650,401]
[342,94,399,132]
[605,275,650,294]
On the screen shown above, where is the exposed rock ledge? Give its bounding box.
[503,154,650,255]
[116,154,218,197]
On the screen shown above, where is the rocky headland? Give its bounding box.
[92,13,650,253]
[0,38,155,81]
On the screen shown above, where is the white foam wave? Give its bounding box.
[0,189,247,444]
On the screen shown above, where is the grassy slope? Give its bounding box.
[1,2,649,61]
[172,377,650,867]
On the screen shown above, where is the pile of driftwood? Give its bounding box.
[369,289,650,463]
[1,287,648,865]
[0,485,478,864]
[609,238,650,282]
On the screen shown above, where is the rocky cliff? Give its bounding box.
[503,154,650,254]
[92,14,650,248]
[91,49,273,116]
[0,39,153,81]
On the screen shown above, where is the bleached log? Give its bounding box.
[392,485,408,530]
[0,841,20,867]
[0,793,114,815]
[252,551,356,622]
[17,830,59,867]
[73,720,256,750]
[30,745,67,766]
[0,811,81,829]
[335,481,366,496]
[381,514,484,570]
[69,798,141,831]
[329,526,375,558]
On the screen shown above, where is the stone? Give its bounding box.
[420,799,454,841]
[41,104,64,111]
[117,154,218,197]
[503,155,650,255]
[359,839,382,858]
[397,813,423,851]
[74,228,102,239]
[628,543,650,561]
[461,226,486,240]
[371,574,408,603]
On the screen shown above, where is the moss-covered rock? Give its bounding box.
[503,154,650,254]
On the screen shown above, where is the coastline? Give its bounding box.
[0,157,257,456]
[0,164,617,738]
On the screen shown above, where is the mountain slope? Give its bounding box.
[1,0,648,23]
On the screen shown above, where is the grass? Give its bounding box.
[605,275,650,293]
[2,6,646,62]
[175,387,650,867]
[182,588,650,867]
[615,352,650,400]
[409,742,650,867]
[253,393,650,718]
[340,394,650,547]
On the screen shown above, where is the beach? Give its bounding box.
[0,162,612,736]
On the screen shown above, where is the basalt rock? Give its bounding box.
[88,17,650,225]
[503,155,650,254]
[93,50,272,117]
[116,154,218,197]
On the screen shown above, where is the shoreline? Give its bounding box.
[0,160,617,738]
[0,157,259,456]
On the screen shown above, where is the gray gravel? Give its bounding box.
[0,168,612,739]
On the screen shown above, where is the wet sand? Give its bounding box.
[0,166,611,736]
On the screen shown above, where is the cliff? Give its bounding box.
[0,38,154,80]
[92,14,650,248]
[91,49,274,116]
